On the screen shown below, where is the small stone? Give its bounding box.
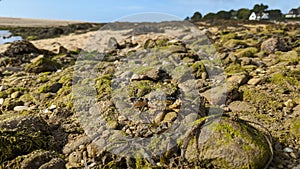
[13,106,29,112]
[284,99,296,108]
[227,74,249,86]
[0,98,4,105]
[49,104,57,110]
[247,78,262,85]
[283,147,293,153]
[130,74,141,81]
[154,112,165,124]
[163,112,177,123]
[290,152,298,159]
[11,91,21,99]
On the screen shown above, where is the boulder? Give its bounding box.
[0,115,52,163]
[25,56,61,73]
[184,116,272,169]
[261,37,289,54]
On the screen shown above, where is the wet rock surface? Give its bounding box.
[0,21,299,169]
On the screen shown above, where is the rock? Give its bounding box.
[4,40,40,57]
[162,111,177,123]
[13,105,29,111]
[284,99,296,108]
[25,56,61,73]
[228,101,256,113]
[0,115,52,163]
[261,37,289,54]
[227,73,249,86]
[20,150,54,169]
[247,77,262,85]
[107,37,119,49]
[290,152,298,159]
[290,117,300,139]
[184,116,272,169]
[0,98,4,105]
[38,82,63,93]
[283,147,293,153]
[201,84,239,105]
[39,158,66,169]
[11,91,22,99]
[68,151,83,168]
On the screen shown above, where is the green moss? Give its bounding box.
[269,72,298,86]
[95,74,112,101]
[6,87,27,95]
[0,128,49,163]
[128,80,154,98]
[37,82,62,93]
[0,91,8,98]
[242,87,280,111]
[279,50,299,64]
[220,33,236,42]
[235,47,258,58]
[223,39,248,49]
[191,61,207,79]
[290,117,300,139]
[225,64,246,76]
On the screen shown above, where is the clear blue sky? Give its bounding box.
[0,0,300,22]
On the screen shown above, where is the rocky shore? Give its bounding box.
[0,20,299,169]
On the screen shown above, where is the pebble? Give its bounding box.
[284,99,296,108]
[290,152,298,159]
[49,104,57,110]
[13,106,29,112]
[0,98,4,105]
[283,147,293,153]
[11,91,21,99]
[247,78,261,85]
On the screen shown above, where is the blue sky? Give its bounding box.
[0,0,300,22]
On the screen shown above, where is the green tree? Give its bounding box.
[203,12,216,20]
[216,10,232,20]
[191,11,202,21]
[230,9,238,19]
[268,9,283,20]
[237,8,251,20]
[253,3,268,13]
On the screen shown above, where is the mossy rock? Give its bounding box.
[25,57,61,73]
[269,72,298,87]
[2,150,57,169]
[128,80,178,98]
[190,61,207,79]
[37,82,63,93]
[225,64,247,76]
[290,117,300,139]
[0,91,8,99]
[95,74,112,101]
[235,47,258,58]
[185,116,272,169]
[223,39,248,49]
[0,116,52,163]
[279,50,299,64]
[128,80,154,98]
[220,33,237,42]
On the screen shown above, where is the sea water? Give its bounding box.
[0,30,22,45]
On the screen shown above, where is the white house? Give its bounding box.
[249,12,257,20]
[249,12,269,21]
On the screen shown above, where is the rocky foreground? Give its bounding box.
[0,21,299,169]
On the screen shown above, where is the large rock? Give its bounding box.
[0,115,53,163]
[25,56,61,73]
[261,37,289,54]
[4,40,40,57]
[184,116,272,169]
